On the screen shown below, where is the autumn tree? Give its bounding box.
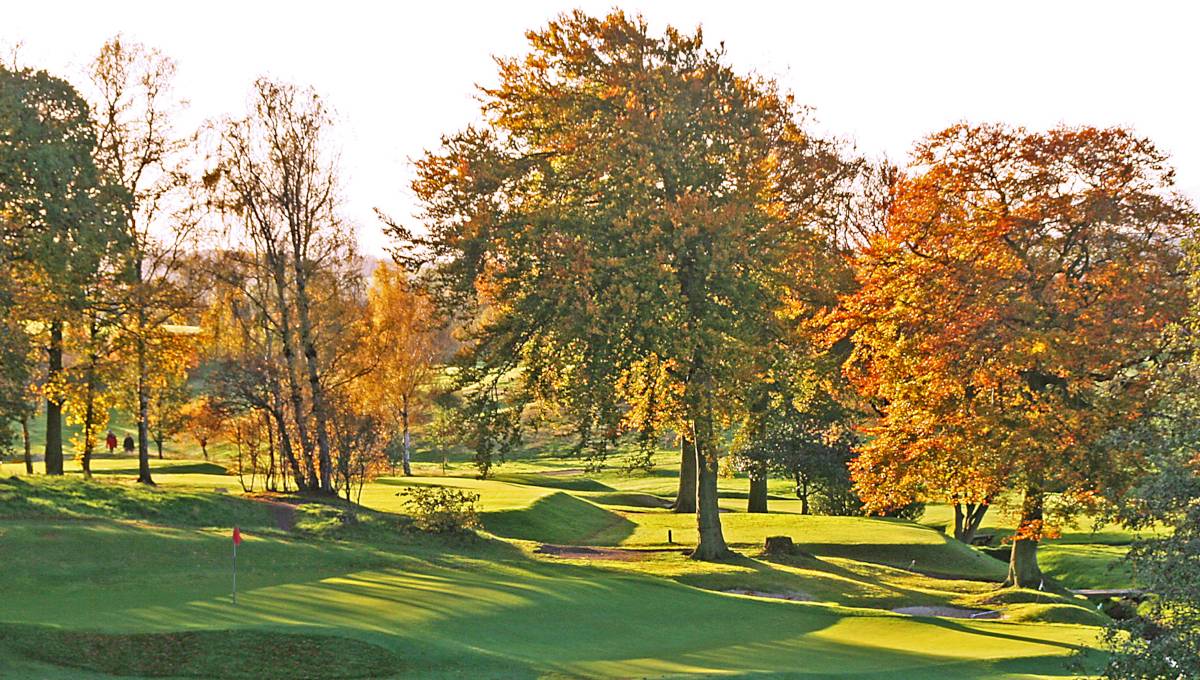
[838,124,1197,587]
[88,36,198,484]
[360,262,440,476]
[181,396,224,460]
[401,11,851,560]
[0,64,126,475]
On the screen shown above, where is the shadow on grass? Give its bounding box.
[91,462,230,476]
[0,624,401,679]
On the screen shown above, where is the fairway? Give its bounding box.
[0,453,1118,678]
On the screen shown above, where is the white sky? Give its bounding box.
[5,1,1198,255]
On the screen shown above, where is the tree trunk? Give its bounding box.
[401,395,412,476]
[154,436,164,459]
[266,412,278,491]
[689,370,730,561]
[747,463,768,513]
[1005,487,1044,588]
[43,319,64,476]
[80,317,101,479]
[953,502,989,544]
[291,268,334,494]
[136,328,154,485]
[270,260,317,489]
[795,472,810,515]
[81,385,95,479]
[672,436,698,513]
[276,407,306,492]
[21,415,32,474]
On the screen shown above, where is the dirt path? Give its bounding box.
[247,496,298,532]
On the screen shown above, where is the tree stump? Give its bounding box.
[764,536,796,556]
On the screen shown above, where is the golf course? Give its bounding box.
[0,435,1132,679]
[4,4,1198,678]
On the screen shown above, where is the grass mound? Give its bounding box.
[976,588,1078,606]
[0,625,400,679]
[586,491,672,508]
[0,477,277,530]
[1003,603,1108,626]
[483,491,635,544]
[488,472,613,492]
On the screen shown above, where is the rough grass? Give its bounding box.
[0,626,401,679]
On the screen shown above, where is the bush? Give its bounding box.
[881,501,926,522]
[402,486,481,533]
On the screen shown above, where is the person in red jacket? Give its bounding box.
[105,431,118,454]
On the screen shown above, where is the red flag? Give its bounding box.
[232,527,243,546]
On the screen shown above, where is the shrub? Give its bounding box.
[402,486,481,533]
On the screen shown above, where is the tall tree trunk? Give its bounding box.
[795,471,810,515]
[689,369,730,561]
[953,502,989,544]
[1005,487,1044,588]
[401,394,412,476]
[672,436,697,513]
[291,268,334,494]
[81,384,95,479]
[270,260,316,489]
[747,462,768,513]
[265,411,277,491]
[80,317,101,479]
[21,414,32,475]
[44,319,64,476]
[136,328,154,485]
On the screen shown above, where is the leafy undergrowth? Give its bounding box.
[0,625,400,679]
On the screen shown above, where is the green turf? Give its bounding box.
[0,421,1127,679]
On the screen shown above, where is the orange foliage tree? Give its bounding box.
[837,124,1197,587]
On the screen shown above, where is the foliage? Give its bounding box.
[180,396,224,459]
[401,10,855,558]
[0,62,128,475]
[733,358,858,515]
[402,485,481,534]
[836,123,1198,585]
[357,261,441,476]
[329,407,386,504]
[1100,243,1200,679]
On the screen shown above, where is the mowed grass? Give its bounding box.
[0,441,1116,678]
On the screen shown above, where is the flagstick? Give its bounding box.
[232,540,238,605]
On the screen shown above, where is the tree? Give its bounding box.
[88,36,197,485]
[0,64,126,476]
[1100,241,1200,678]
[837,124,1198,586]
[181,396,224,460]
[733,359,856,515]
[0,264,32,465]
[360,262,439,476]
[401,11,850,560]
[149,366,189,459]
[210,78,353,495]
